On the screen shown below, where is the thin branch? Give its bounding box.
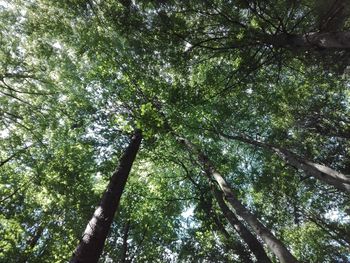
[0,144,32,167]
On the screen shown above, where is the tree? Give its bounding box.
[218,132,350,193]
[70,130,142,263]
[176,135,299,263]
[1,0,350,262]
[212,186,272,263]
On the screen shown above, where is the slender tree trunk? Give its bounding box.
[213,215,254,263]
[70,130,142,263]
[20,223,44,263]
[307,212,350,246]
[199,189,253,263]
[314,126,350,139]
[213,187,272,263]
[209,167,299,263]
[219,132,350,193]
[193,181,254,262]
[121,220,130,263]
[176,136,299,263]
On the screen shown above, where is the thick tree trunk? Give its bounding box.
[70,130,142,263]
[176,136,299,263]
[219,132,350,193]
[213,187,272,263]
[263,31,350,50]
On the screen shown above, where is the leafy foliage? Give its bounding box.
[1,0,350,262]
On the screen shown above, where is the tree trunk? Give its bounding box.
[219,132,350,193]
[70,130,142,263]
[264,31,350,50]
[20,223,44,263]
[307,212,350,246]
[209,168,299,263]
[213,187,272,263]
[199,189,253,263]
[176,136,299,263]
[121,220,131,263]
[212,214,253,263]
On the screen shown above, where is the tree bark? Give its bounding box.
[219,132,350,193]
[213,187,272,263]
[176,136,299,263]
[70,130,142,263]
[212,214,253,263]
[199,190,254,263]
[263,31,350,50]
[208,167,299,263]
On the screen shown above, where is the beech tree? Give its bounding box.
[70,130,142,263]
[1,0,350,262]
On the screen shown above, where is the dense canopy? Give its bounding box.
[1,0,349,262]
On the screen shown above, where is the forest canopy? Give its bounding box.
[0,0,350,262]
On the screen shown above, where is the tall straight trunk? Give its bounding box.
[307,212,350,246]
[200,190,253,263]
[213,187,272,263]
[70,130,142,263]
[219,132,350,193]
[208,165,299,263]
[176,136,299,263]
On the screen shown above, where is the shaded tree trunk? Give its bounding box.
[208,166,299,263]
[189,173,254,263]
[219,132,350,193]
[70,130,142,263]
[215,217,253,263]
[264,31,350,50]
[176,136,299,263]
[199,189,254,263]
[312,125,350,139]
[121,220,131,263]
[20,223,44,263]
[213,187,272,263]
[314,0,350,32]
[307,212,350,246]
[212,214,253,263]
